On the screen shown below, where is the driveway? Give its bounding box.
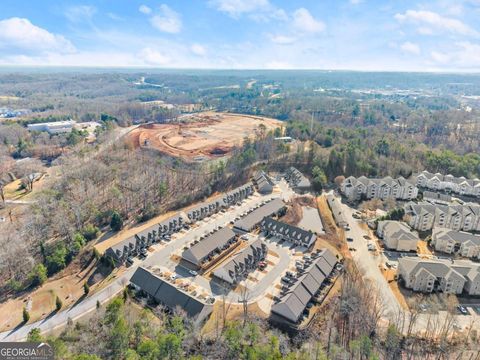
[333,192,480,334]
[0,186,295,342]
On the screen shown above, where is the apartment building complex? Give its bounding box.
[431,228,480,259]
[414,170,480,198]
[404,202,480,232]
[377,221,419,252]
[341,176,418,202]
[398,257,480,295]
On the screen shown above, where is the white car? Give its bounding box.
[188,270,198,276]
[170,274,177,281]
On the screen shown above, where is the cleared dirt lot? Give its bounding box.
[127,112,282,161]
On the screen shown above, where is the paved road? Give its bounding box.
[0,183,295,342]
[337,196,402,318]
[332,192,480,335]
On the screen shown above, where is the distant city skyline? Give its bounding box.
[1,0,480,71]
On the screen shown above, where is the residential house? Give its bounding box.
[397,257,480,295]
[431,228,480,259]
[181,227,237,268]
[260,217,317,248]
[233,198,286,233]
[270,249,337,326]
[105,213,184,264]
[130,267,214,322]
[377,221,419,252]
[212,239,267,285]
[404,202,480,232]
[326,194,348,229]
[252,171,274,194]
[414,171,480,198]
[341,176,418,202]
[284,167,311,193]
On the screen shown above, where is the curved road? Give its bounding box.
[1,182,295,342]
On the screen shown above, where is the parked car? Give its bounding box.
[126,257,134,266]
[346,237,354,242]
[188,270,198,276]
[170,274,177,281]
[458,305,469,315]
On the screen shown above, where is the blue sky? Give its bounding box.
[0,0,480,71]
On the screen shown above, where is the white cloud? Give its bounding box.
[394,10,478,36]
[139,5,152,14]
[268,34,297,45]
[292,8,325,33]
[400,41,421,55]
[0,17,75,54]
[430,41,480,68]
[209,0,271,18]
[191,44,206,56]
[138,47,170,65]
[149,4,182,33]
[65,5,96,23]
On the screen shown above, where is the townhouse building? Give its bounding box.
[431,228,480,259]
[377,221,419,252]
[260,217,317,248]
[398,257,480,295]
[212,239,267,285]
[341,176,418,202]
[414,170,480,198]
[404,202,480,232]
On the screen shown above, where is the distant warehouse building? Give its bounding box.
[27,120,76,134]
[233,198,286,233]
[181,227,238,269]
[270,249,337,327]
[212,239,267,286]
[130,267,214,322]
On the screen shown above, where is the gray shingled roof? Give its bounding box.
[130,267,214,320]
[234,198,285,232]
[260,216,316,247]
[212,239,266,284]
[271,248,336,324]
[182,227,236,265]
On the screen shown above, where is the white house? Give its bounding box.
[431,228,480,259]
[341,176,418,202]
[377,221,419,252]
[414,171,480,198]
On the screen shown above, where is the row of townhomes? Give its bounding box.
[377,221,419,252]
[105,214,184,264]
[260,217,317,248]
[431,228,480,259]
[398,257,480,295]
[105,183,254,264]
[181,227,238,269]
[326,194,348,229]
[341,176,418,202]
[187,183,254,222]
[284,167,311,193]
[212,239,267,286]
[414,170,480,198]
[270,249,337,327]
[233,198,286,233]
[404,202,480,232]
[130,267,214,322]
[252,171,274,194]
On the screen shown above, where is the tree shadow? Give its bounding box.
[40,308,59,324]
[69,293,87,309]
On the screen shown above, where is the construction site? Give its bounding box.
[127,112,282,161]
